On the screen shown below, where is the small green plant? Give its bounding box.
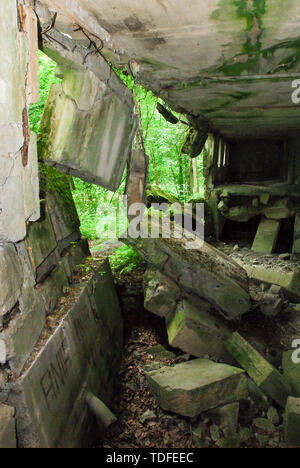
[109,245,144,275]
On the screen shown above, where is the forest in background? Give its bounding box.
[29,52,205,241]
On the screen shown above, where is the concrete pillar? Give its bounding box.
[0,0,40,243]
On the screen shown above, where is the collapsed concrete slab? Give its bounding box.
[146,358,248,417]
[7,259,123,448]
[143,269,181,318]
[252,218,281,254]
[39,32,137,191]
[166,300,232,361]
[225,332,291,408]
[124,217,251,320]
[284,397,300,447]
[0,244,23,323]
[242,264,300,301]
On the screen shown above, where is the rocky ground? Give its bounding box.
[90,244,290,449]
[214,240,300,274]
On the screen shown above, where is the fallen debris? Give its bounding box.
[124,217,251,320]
[225,332,291,407]
[166,300,232,361]
[146,358,248,417]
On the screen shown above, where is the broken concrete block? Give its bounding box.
[44,166,80,242]
[247,378,269,411]
[124,217,251,320]
[0,244,23,322]
[143,269,180,318]
[293,214,300,255]
[243,264,300,300]
[264,198,295,220]
[0,404,16,448]
[37,262,69,315]
[260,292,284,317]
[282,350,300,397]
[27,210,58,281]
[166,300,232,361]
[252,218,280,254]
[39,65,137,191]
[284,397,300,447]
[0,283,46,374]
[23,132,40,223]
[9,260,123,448]
[225,332,291,407]
[260,193,270,205]
[146,358,248,417]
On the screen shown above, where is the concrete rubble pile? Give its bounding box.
[124,212,300,447]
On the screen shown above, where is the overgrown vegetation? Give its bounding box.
[30,52,205,244]
[109,245,144,275]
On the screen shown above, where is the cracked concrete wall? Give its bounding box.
[0,0,40,243]
[0,2,128,448]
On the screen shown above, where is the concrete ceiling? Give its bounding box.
[38,0,300,140]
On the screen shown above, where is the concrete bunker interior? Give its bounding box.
[2,0,300,449]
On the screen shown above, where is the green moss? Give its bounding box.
[40,164,78,224]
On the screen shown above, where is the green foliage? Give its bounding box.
[117,69,204,200]
[29,51,61,134]
[71,176,128,240]
[109,245,144,275]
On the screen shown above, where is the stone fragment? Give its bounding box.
[146,358,248,417]
[140,410,156,425]
[284,397,300,447]
[260,193,270,205]
[252,218,280,254]
[0,244,23,322]
[264,198,294,220]
[243,264,300,300]
[124,217,251,320]
[166,300,231,361]
[0,404,16,448]
[26,210,58,280]
[260,292,284,317]
[267,406,280,426]
[39,67,137,191]
[247,378,269,410]
[143,345,175,360]
[143,269,180,318]
[44,166,80,242]
[225,333,291,407]
[282,350,300,397]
